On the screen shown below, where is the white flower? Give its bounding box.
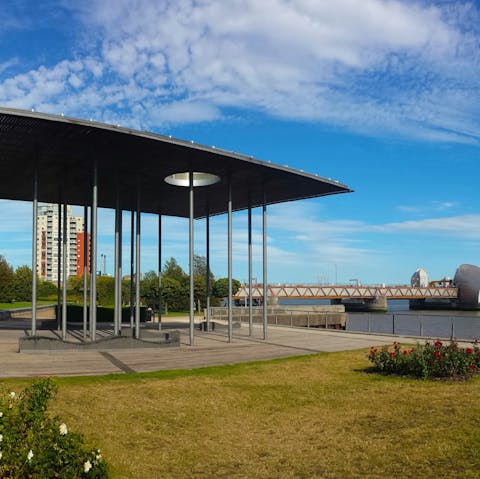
[0,411,3,417]
[84,460,92,473]
[0,451,2,460]
[0,434,3,442]
[96,453,102,461]
[27,449,33,462]
[59,423,68,436]
[8,392,15,399]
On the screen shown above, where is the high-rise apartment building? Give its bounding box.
[37,204,90,282]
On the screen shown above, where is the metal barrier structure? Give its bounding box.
[209,307,346,329]
[346,313,480,340]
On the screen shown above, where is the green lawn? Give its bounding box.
[2,350,480,478]
[0,301,53,310]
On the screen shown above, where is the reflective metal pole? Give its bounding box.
[206,205,211,331]
[135,177,141,339]
[262,190,267,340]
[89,203,93,337]
[130,210,134,328]
[248,201,253,336]
[62,201,67,340]
[90,161,98,342]
[228,177,233,343]
[118,207,122,332]
[57,202,62,331]
[189,172,195,346]
[31,166,38,336]
[158,214,162,330]
[83,205,88,339]
[114,187,120,335]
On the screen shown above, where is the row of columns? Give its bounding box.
[30,168,268,345]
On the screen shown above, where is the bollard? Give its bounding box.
[368,318,371,333]
[325,314,328,330]
[392,314,395,335]
[451,318,455,340]
[290,311,293,327]
[419,317,423,337]
[307,311,310,328]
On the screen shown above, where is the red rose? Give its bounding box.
[389,352,395,358]
[466,348,473,354]
[402,350,408,355]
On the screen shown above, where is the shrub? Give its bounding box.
[0,378,108,478]
[368,340,480,380]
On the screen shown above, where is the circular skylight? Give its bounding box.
[164,172,221,187]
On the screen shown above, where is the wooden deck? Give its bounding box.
[0,318,409,378]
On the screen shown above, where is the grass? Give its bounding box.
[0,301,53,310]
[161,310,204,317]
[3,350,480,478]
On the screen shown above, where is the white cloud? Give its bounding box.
[378,214,480,238]
[0,0,477,142]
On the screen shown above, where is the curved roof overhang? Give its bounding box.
[0,107,352,218]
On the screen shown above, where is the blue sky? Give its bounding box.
[0,0,479,285]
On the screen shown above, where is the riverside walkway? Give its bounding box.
[0,318,412,379]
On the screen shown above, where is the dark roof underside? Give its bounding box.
[0,108,351,218]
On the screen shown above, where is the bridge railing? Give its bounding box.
[235,285,458,300]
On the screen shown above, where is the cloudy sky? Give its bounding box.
[0,0,479,285]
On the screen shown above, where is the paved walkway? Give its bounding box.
[0,319,419,378]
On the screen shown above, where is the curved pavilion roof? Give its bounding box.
[0,107,351,218]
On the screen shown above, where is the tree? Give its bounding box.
[194,275,206,310]
[162,257,186,282]
[68,274,86,297]
[13,265,32,301]
[193,254,215,284]
[140,270,159,308]
[212,277,241,298]
[161,276,188,311]
[0,255,14,302]
[96,276,115,306]
[37,279,57,300]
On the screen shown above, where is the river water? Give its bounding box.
[278,298,480,340]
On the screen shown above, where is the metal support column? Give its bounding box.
[83,205,88,339]
[57,202,62,330]
[114,188,120,336]
[227,177,233,342]
[90,162,98,342]
[262,191,267,340]
[62,201,67,340]
[206,206,211,331]
[31,166,38,336]
[158,214,162,330]
[189,172,195,346]
[135,177,141,339]
[117,208,122,332]
[130,210,134,328]
[248,201,253,336]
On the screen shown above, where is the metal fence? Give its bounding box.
[346,313,480,340]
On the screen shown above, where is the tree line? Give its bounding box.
[0,254,241,312]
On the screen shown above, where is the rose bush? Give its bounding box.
[368,340,480,380]
[0,378,107,478]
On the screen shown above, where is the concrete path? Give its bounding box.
[0,319,418,379]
